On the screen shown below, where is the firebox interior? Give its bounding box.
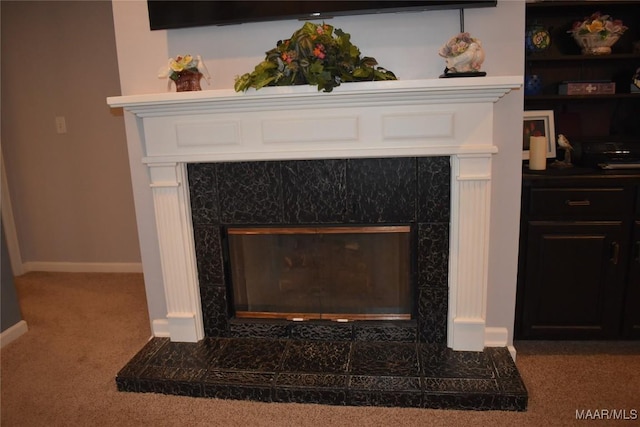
[226,225,413,321]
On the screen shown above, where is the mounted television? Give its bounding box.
[148,1,498,30]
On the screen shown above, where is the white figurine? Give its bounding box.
[553,134,574,168]
[438,33,485,74]
[445,42,485,73]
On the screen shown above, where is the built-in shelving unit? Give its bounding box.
[516,1,640,341]
[525,0,640,151]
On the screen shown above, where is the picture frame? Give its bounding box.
[522,110,556,160]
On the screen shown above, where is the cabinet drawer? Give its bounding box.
[529,188,626,218]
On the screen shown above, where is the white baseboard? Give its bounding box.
[0,320,28,348]
[485,326,516,361]
[152,319,170,338]
[22,262,143,274]
[484,326,509,347]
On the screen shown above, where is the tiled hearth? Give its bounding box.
[117,337,527,410]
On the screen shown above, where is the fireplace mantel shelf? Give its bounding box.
[108,77,521,116]
[108,76,522,352]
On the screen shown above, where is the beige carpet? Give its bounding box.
[2,272,639,426]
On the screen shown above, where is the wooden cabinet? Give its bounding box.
[626,186,640,337]
[525,1,640,152]
[516,172,640,340]
[623,218,640,338]
[521,221,625,338]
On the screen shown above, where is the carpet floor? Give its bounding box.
[2,272,639,426]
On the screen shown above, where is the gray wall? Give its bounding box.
[1,1,140,271]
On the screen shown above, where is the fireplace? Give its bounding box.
[107,77,522,351]
[227,225,412,321]
[108,78,528,410]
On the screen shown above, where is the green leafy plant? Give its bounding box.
[234,22,397,93]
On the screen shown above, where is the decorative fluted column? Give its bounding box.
[448,154,492,351]
[148,162,204,342]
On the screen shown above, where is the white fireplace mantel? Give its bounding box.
[108,77,521,351]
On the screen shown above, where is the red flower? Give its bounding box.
[313,44,326,60]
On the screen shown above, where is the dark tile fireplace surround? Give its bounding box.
[116,156,528,411]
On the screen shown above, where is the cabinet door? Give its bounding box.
[520,221,626,339]
[623,222,640,338]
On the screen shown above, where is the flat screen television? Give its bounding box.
[148,1,498,30]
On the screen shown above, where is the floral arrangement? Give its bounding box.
[569,12,627,39]
[234,22,396,93]
[158,54,207,81]
[158,54,211,92]
[438,32,485,73]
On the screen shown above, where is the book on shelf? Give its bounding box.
[558,81,615,96]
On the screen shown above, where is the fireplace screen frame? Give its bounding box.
[224,225,416,322]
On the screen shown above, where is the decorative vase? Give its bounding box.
[525,75,543,96]
[572,33,620,55]
[174,70,203,92]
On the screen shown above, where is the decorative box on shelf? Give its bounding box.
[558,81,616,96]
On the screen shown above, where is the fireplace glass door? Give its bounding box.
[227,226,412,321]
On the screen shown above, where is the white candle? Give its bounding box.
[529,136,547,170]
